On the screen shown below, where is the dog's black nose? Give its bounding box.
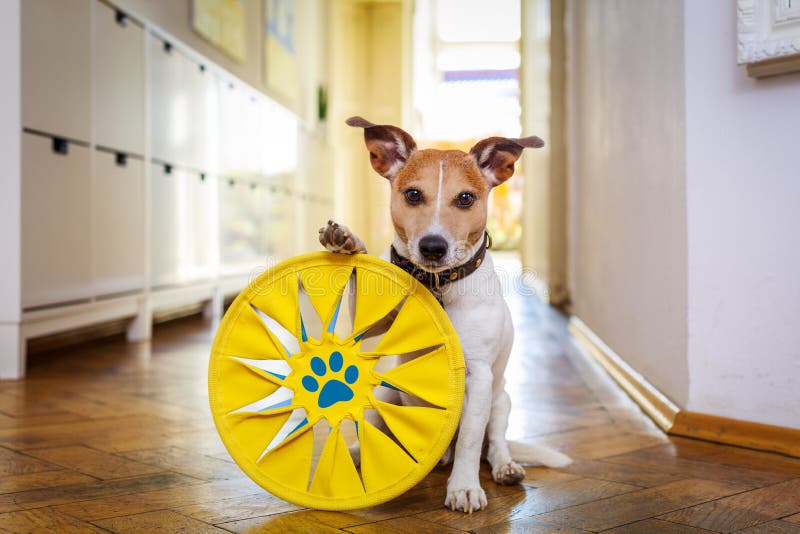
[419,235,448,261]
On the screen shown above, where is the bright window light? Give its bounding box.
[415,0,524,249]
[436,0,521,42]
[437,45,521,71]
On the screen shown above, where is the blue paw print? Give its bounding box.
[301,351,359,409]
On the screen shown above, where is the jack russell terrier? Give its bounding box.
[319,116,571,513]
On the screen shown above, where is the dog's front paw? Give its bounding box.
[444,485,487,513]
[318,220,366,254]
[492,461,525,486]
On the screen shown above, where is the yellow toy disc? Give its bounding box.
[208,252,464,510]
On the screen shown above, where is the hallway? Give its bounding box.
[2,1,799,531]
[1,259,798,533]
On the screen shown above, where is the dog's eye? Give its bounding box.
[455,192,476,209]
[404,188,423,205]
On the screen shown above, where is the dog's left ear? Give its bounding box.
[346,116,417,181]
[469,135,545,186]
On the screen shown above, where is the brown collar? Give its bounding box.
[390,232,490,304]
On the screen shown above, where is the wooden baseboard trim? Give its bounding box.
[671,411,800,458]
[746,53,800,78]
[568,317,679,431]
[568,316,800,458]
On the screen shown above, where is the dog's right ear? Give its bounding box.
[346,116,417,180]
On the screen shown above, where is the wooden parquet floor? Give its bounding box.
[1,281,799,533]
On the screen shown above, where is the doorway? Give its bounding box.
[412,0,524,251]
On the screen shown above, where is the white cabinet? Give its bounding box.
[22,0,91,142]
[192,69,220,172]
[94,2,145,155]
[219,178,263,275]
[218,179,297,274]
[218,83,263,175]
[261,186,293,261]
[187,171,217,280]
[150,163,180,287]
[11,0,314,379]
[218,81,245,175]
[261,102,300,176]
[239,94,263,174]
[151,165,218,286]
[94,150,145,296]
[21,133,92,309]
[149,38,194,168]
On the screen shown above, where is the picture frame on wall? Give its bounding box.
[738,0,800,77]
[192,0,247,63]
[264,0,299,111]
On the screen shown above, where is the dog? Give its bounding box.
[319,116,571,513]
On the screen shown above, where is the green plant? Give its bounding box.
[317,84,328,122]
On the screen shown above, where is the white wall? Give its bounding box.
[0,0,22,377]
[685,1,800,428]
[0,0,20,319]
[567,0,689,405]
[565,0,800,429]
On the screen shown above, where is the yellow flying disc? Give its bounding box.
[208,252,464,510]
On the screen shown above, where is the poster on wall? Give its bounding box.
[264,0,299,110]
[738,0,800,77]
[192,0,247,63]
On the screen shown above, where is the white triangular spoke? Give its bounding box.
[298,276,323,342]
[257,407,309,461]
[354,296,406,350]
[251,304,300,356]
[331,273,356,339]
[229,385,294,414]
[231,357,291,381]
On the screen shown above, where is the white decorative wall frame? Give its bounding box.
[738,0,800,77]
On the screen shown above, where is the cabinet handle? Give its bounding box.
[115,10,128,27]
[228,178,235,187]
[199,64,206,73]
[163,40,172,54]
[115,153,127,167]
[164,163,172,175]
[199,172,206,182]
[52,137,68,155]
